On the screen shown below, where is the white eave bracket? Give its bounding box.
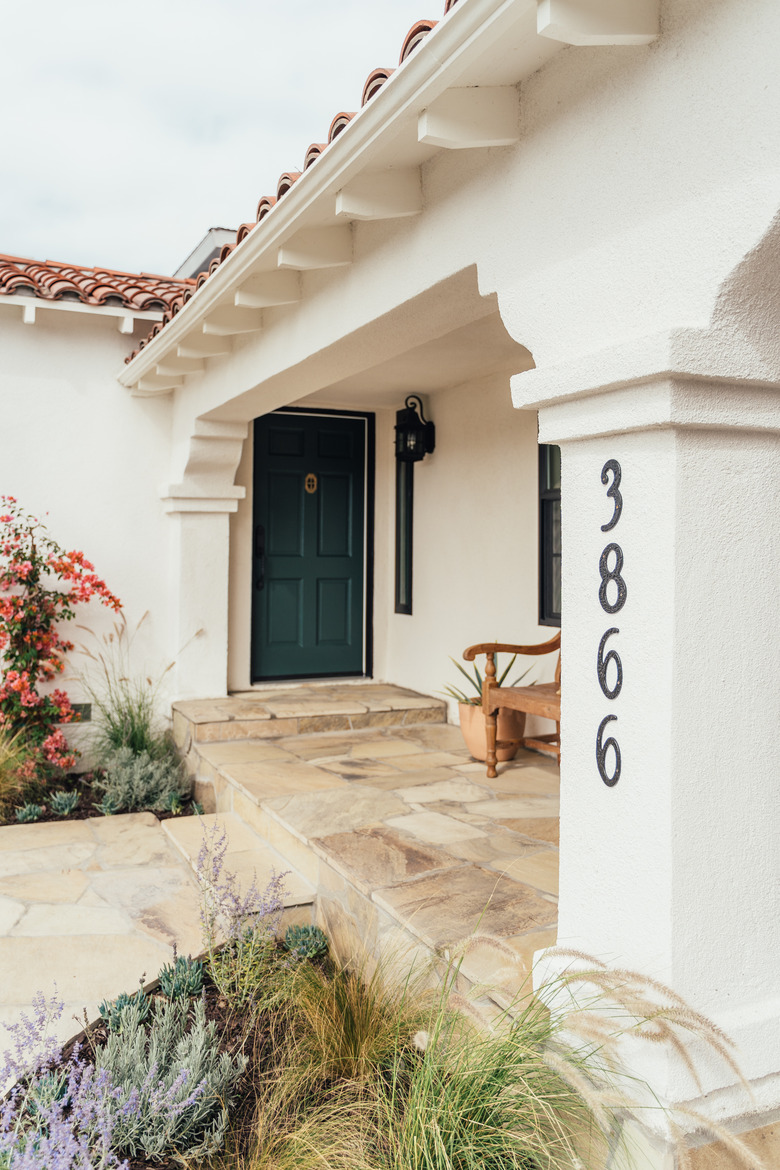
[277,226,353,271]
[537,0,659,46]
[234,270,301,309]
[336,169,422,221]
[418,87,519,150]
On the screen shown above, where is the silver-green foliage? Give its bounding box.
[50,789,80,816]
[158,954,204,1000]
[95,996,247,1160]
[94,746,190,813]
[284,923,328,960]
[15,803,42,823]
[98,988,150,1033]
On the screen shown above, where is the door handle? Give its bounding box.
[255,524,266,590]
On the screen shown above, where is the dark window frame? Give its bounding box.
[394,459,414,614]
[539,444,561,627]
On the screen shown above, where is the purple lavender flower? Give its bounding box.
[195,819,288,948]
[0,1000,129,1169]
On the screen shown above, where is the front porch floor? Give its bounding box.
[173,685,559,978]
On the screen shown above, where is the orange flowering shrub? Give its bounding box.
[0,496,121,778]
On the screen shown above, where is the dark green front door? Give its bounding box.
[251,411,367,680]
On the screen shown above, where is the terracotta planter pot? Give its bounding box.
[457,702,526,763]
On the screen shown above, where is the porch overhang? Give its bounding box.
[117,0,659,397]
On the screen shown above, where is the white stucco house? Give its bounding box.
[2,0,779,1162]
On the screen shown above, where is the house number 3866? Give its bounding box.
[596,459,625,786]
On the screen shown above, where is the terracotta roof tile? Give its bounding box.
[126,0,458,365]
[277,172,302,199]
[0,253,192,313]
[362,67,395,106]
[304,142,328,170]
[236,222,255,244]
[256,195,277,221]
[399,20,438,62]
[328,112,356,142]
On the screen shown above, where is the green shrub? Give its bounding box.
[284,924,328,960]
[95,996,247,1160]
[209,923,280,1009]
[50,789,80,816]
[15,802,42,823]
[98,988,150,1033]
[94,746,190,813]
[158,954,204,1001]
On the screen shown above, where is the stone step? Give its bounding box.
[172,684,447,752]
[161,812,316,913]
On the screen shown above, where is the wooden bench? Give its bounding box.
[462,632,561,779]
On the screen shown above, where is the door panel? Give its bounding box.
[252,412,366,680]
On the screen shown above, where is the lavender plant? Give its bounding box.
[195,819,288,1006]
[93,747,189,814]
[0,990,128,1170]
[94,997,246,1160]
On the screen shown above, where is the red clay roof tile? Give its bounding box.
[399,20,437,62]
[0,253,191,313]
[328,112,356,142]
[304,142,328,169]
[276,172,302,199]
[362,67,395,105]
[256,195,277,221]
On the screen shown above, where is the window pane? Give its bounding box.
[395,460,413,614]
[552,554,561,616]
[551,499,561,555]
[542,444,561,492]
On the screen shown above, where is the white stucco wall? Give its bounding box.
[0,308,175,751]
[377,377,555,706]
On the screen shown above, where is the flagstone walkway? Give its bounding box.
[175,684,560,985]
[0,684,560,1044]
[0,811,313,1045]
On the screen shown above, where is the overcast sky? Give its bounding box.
[1,0,435,276]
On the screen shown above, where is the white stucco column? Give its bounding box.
[513,329,780,1134]
[162,420,248,699]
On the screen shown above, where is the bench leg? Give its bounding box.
[485,707,498,779]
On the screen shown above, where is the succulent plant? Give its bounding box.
[98,988,150,1033]
[191,800,204,816]
[50,789,80,816]
[157,954,204,1000]
[94,792,120,816]
[284,924,328,960]
[15,802,43,823]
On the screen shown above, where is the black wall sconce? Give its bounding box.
[394,395,435,463]
[394,395,434,615]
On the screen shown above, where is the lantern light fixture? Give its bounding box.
[394,395,435,463]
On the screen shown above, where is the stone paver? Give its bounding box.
[374,866,558,950]
[0,814,206,1030]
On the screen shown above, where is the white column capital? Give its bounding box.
[512,327,780,442]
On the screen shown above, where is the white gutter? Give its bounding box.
[0,294,164,332]
[118,0,539,387]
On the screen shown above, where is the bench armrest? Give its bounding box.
[463,633,560,662]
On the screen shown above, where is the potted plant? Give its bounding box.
[443,656,531,763]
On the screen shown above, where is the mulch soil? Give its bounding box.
[0,772,198,827]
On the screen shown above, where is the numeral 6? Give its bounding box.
[596,714,621,787]
[597,627,622,700]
